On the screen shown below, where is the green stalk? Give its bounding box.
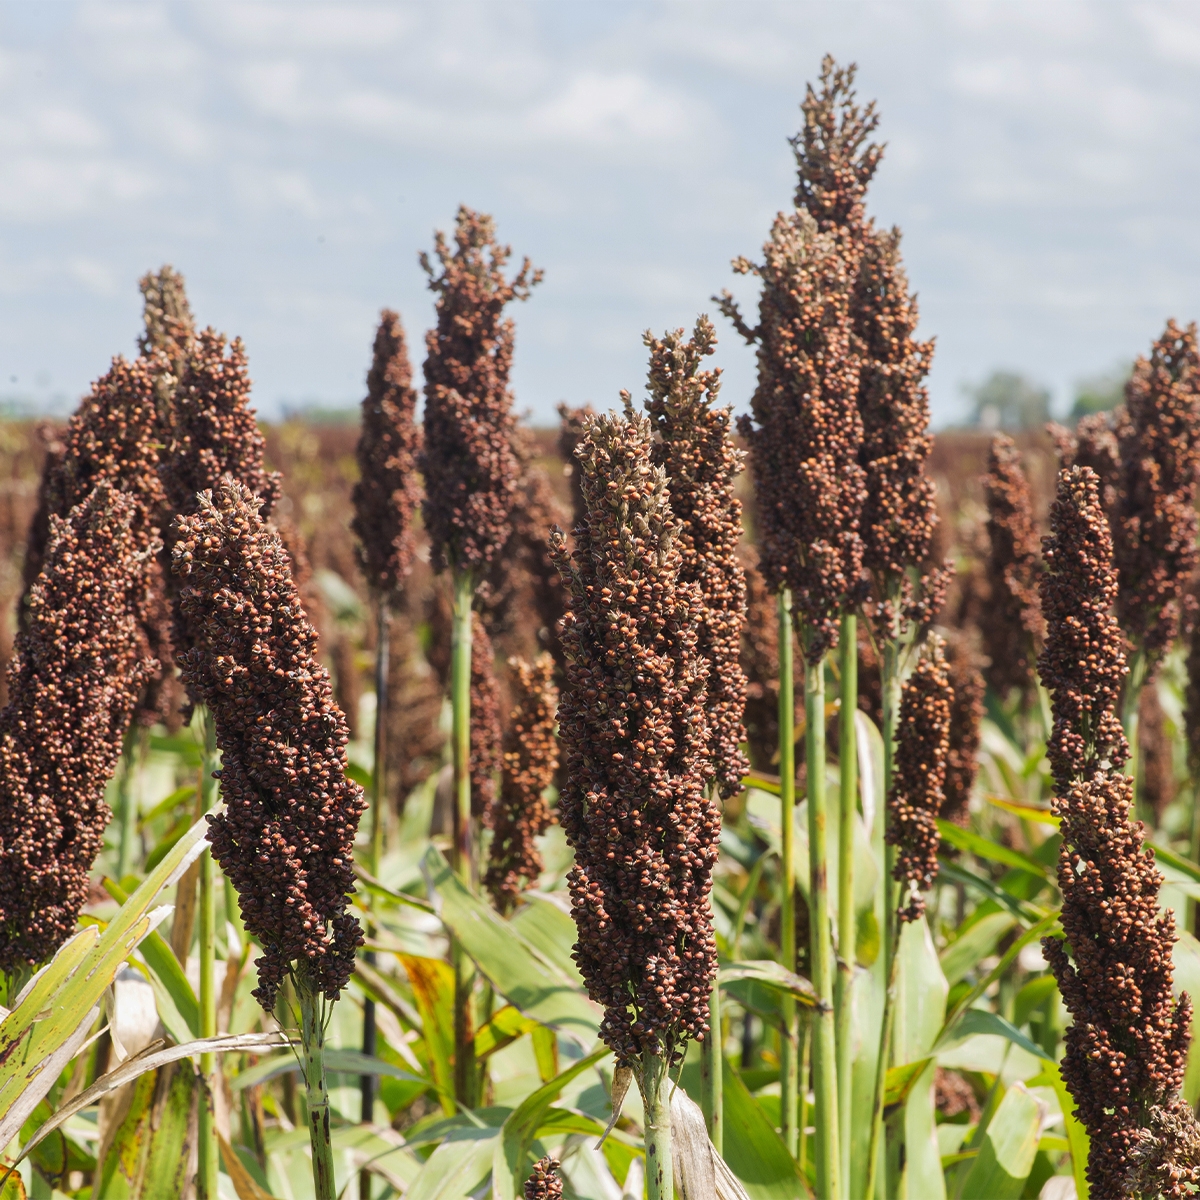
[197,713,219,1200]
[835,613,856,1195]
[777,589,799,1157]
[643,1051,673,1200]
[360,600,390,1200]
[805,650,839,1200]
[450,570,476,1106]
[701,976,723,1153]
[1191,778,1200,936]
[296,963,337,1200]
[865,635,903,1200]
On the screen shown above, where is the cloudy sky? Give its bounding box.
[1,0,1198,425]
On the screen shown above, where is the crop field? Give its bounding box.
[2,56,1200,1200]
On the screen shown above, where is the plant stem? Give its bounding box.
[197,713,219,1200]
[701,976,723,1153]
[835,612,856,1195]
[805,650,839,1200]
[1122,648,1147,822]
[361,600,390,1200]
[450,570,477,1106]
[865,634,903,1200]
[777,589,799,1157]
[643,1051,673,1200]
[296,963,337,1200]
[798,1013,810,1180]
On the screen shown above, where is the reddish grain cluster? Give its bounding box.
[484,654,559,914]
[1111,320,1200,670]
[351,309,422,600]
[523,1157,562,1200]
[886,636,951,921]
[173,480,365,1008]
[0,485,152,971]
[1039,466,1199,1198]
[720,209,864,659]
[641,317,748,797]
[22,356,175,727]
[982,434,1044,700]
[420,206,541,577]
[470,617,502,819]
[551,411,717,1066]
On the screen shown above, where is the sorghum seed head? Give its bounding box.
[419,206,542,577]
[523,1157,563,1200]
[887,634,951,922]
[0,484,153,972]
[939,633,984,829]
[641,316,749,797]
[173,479,365,1009]
[351,309,422,601]
[552,409,716,1068]
[982,434,1044,700]
[484,654,558,914]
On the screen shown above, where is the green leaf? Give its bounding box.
[492,1045,611,1199]
[941,912,1060,1035]
[718,960,820,1008]
[939,912,1017,988]
[936,858,1045,925]
[397,954,456,1114]
[94,1064,194,1199]
[103,879,199,1038]
[958,1082,1042,1200]
[985,796,1059,827]
[719,1057,807,1199]
[148,733,202,764]
[424,846,601,1045]
[884,1057,933,1109]
[1151,841,1200,882]
[510,896,584,984]
[138,785,198,830]
[936,820,1050,879]
[1173,931,1200,1108]
[938,1008,1052,1062]
[0,809,213,1150]
[1025,1061,1089,1200]
[1013,975,1058,1030]
[473,1006,537,1062]
[233,1049,438,1094]
[405,1130,497,1200]
[346,762,373,790]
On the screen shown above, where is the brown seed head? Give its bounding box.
[720,209,864,660]
[21,356,175,727]
[551,409,716,1067]
[351,309,422,600]
[485,654,559,914]
[887,635,951,921]
[1111,320,1200,670]
[1040,464,1199,1197]
[982,434,1044,699]
[139,265,196,425]
[173,479,365,1009]
[0,484,154,971]
[557,402,595,537]
[523,1157,563,1200]
[641,316,748,797]
[420,206,542,576]
[940,634,984,828]
[471,616,502,820]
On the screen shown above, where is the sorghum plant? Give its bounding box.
[982,434,1044,704]
[350,308,421,1192]
[484,654,558,915]
[551,410,715,1199]
[886,636,951,923]
[719,122,863,1191]
[138,264,196,423]
[556,401,594,536]
[419,205,540,1105]
[1040,466,1200,1198]
[0,484,151,983]
[470,616,502,823]
[638,316,747,1149]
[1112,321,1200,680]
[173,479,365,1200]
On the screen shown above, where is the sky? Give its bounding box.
[1,0,1198,426]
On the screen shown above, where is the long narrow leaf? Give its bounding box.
[937,858,1045,925]
[936,820,1050,879]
